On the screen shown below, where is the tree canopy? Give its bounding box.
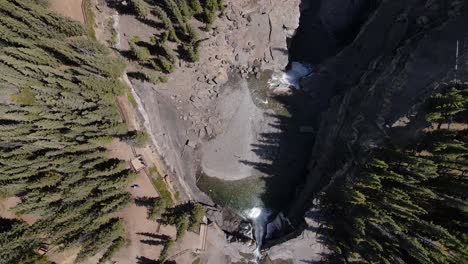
[0,0,134,262]
[322,83,468,263]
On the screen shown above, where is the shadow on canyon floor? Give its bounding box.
[238,92,315,214]
[238,89,342,262]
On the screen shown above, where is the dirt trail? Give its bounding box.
[48,0,84,23]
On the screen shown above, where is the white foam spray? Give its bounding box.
[245,207,271,262]
[268,62,313,93]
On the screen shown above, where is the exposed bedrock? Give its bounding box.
[293,0,467,217]
[270,0,467,262]
[130,0,302,207]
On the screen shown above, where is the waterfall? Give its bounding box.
[245,207,271,262]
[268,62,313,93]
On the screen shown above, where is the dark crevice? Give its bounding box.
[290,0,379,64]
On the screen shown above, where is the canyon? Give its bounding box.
[54,0,468,263]
[119,0,467,262]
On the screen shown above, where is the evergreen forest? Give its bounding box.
[0,0,134,262]
[322,83,468,263]
[122,0,224,84]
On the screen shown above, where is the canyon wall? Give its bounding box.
[269,0,467,262]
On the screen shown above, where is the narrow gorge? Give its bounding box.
[0,0,466,263]
[124,0,467,262]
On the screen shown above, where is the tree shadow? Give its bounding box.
[134,196,158,208]
[235,72,338,256]
[158,202,193,225]
[140,239,166,246]
[137,232,170,241]
[136,256,177,264]
[136,256,160,264]
[105,0,133,15]
[116,49,135,60]
[127,71,147,81]
[238,91,320,215]
[138,232,170,246]
[136,17,165,29]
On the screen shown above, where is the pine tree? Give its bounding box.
[130,0,149,18]
[159,239,174,261]
[148,198,166,220]
[97,237,126,264]
[204,0,219,30]
[323,84,468,263]
[176,0,192,18]
[153,6,180,43]
[189,203,205,230]
[0,2,134,262]
[155,56,175,74]
[129,36,151,61]
[164,0,187,33]
[188,0,203,15]
[175,216,189,240]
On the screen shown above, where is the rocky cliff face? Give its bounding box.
[220,0,301,70]
[268,0,467,262]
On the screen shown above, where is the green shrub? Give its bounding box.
[157,56,175,73]
[18,253,52,264]
[130,0,149,18]
[148,198,167,220]
[204,0,219,30]
[143,69,161,85]
[186,25,200,43]
[152,177,174,206]
[130,42,151,61]
[159,239,175,261]
[154,6,180,43]
[97,237,126,264]
[33,0,49,7]
[176,0,192,18]
[175,216,189,240]
[11,88,35,105]
[132,131,150,147]
[180,44,199,62]
[159,75,169,83]
[189,203,205,230]
[127,92,137,107]
[188,0,203,14]
[164,0,187,33]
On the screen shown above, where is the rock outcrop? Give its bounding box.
[122,0,303,207]
[274,0,467,262]
[292,0,467,216]
[220,0,301,70]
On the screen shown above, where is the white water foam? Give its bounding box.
[268,61,313,92]
[247,207,262,219]
[245,207,271,262]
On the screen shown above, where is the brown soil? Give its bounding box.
[0,197,39,225]
[116,95,140,131]
[48,0,84,23]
